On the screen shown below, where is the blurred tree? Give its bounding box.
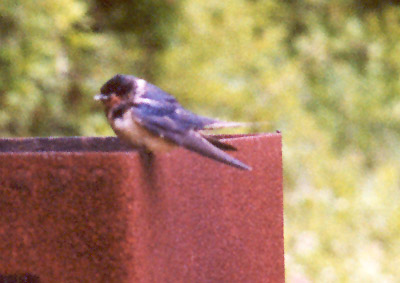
[0,0,181,137]
[281,0,400,166]
[90,0,181,79]
[0,0,97,136]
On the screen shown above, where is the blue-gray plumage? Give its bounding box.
[95,74,251,170]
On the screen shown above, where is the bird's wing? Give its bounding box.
[130,105,251,170]
[138,82,223,128]
[141,82,180,105]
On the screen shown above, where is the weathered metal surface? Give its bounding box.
[0,133,284,283]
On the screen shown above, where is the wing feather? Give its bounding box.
[131,106,251,170]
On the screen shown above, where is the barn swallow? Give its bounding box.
[94,74,251,170]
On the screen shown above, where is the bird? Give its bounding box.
[94,74,251,170]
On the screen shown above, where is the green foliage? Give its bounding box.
[1,0,400,280]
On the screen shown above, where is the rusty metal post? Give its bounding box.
[0,133,284,283]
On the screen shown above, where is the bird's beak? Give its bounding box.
[94,94,107,101]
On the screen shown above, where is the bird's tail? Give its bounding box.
[204,136,237,151]
[203,121,268,130]
[181,132,252,171]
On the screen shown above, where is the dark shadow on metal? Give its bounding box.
[0,274,40,283]
[138,148,160,191]
[0,134,284,283]
[0,136,134,152]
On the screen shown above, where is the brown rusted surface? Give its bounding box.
[0,133,284,283]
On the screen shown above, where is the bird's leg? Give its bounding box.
[139,146,154,168]
[138,146,160,189]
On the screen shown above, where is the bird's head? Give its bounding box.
[95,74,139,109]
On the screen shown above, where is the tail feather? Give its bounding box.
[180,131,252,171]
[204,121,268,130]
[204,136,237,151]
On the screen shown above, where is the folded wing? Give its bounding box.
[131,104,251,170]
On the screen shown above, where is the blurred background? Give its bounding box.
[1,0,400,281]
